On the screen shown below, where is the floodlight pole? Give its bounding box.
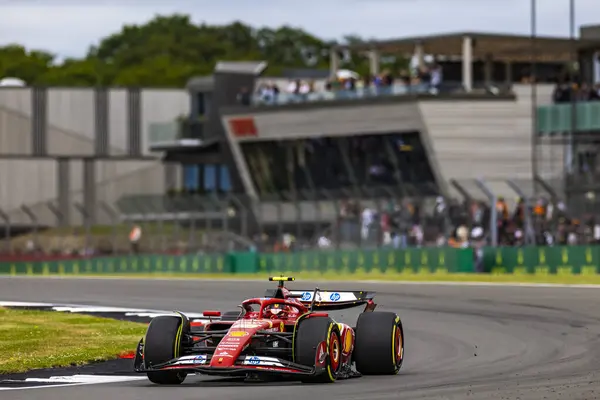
[530,0,538,194]
[568,0,576,179]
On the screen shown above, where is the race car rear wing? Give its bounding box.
[264,276,376,310]
[263,288,376,310]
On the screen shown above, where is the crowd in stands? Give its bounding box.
[2,192,599,257]
[324,64,443,94]
[553,80,600,103]
[253,63,444,105]
[304,194,600,251]
[246,192,600,252]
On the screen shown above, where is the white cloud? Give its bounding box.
[0,0,598,57]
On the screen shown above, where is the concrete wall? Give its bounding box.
[418,84,562,198]
[513,84,566,194]
[230,103,424,142]
[0,88,189,225]
[221,102,427,198]
[224,84,562,200]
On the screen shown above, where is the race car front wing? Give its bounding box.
[133,340,320,377]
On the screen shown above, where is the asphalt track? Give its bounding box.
[2,277,600,399]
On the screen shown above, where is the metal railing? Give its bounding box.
[0,176,596,257]
[253,80,513,106]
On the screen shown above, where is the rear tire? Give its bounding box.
[294,316,341,383]
[354,312,404,375]
[144,316,188,385]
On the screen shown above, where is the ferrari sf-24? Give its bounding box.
[133,276,405,384]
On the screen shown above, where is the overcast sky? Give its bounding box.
[0,0,599,58]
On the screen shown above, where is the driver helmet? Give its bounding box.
[265,303,290,318]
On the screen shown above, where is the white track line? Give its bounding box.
[0,375,147,391]
[0,301,208,319]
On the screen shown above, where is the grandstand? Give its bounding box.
[1,27,600,253]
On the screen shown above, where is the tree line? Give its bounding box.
[0,14,407,88]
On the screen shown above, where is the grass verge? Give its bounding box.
[0,307,146,374]
[20,271,600,285]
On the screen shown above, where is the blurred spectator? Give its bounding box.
[496,196,509,242]
[429,63,443,93]
[256,82,280,104]
[553,80,572,103]
[411,224,424,247]
[237,87,251,105]
[399,69,411,85]
[129,225,142,254]
[417,65,431,87]
[287,80,300,94]
[589,83,600,101]
[318,235,332,249]
[390,201,413,248]
[361,206,375,241]
[553,77,600,104]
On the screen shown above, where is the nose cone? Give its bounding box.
[209,320,274,367]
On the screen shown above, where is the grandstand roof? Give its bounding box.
[334,31,600,63]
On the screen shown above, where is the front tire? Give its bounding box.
[354,312,404,375]
[144,315,188,385]
[294,316,342,383]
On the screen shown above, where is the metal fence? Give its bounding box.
[0,177,598,256]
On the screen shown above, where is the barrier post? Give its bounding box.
[73,202,92,252]
[328,191,341,249]
[188,212,197,251]
[99,202,118,254]
[20,205,39,251]
[475,179,498,247]
[276,201,283,244]
[450,179,474,203]
[46,202,67,252]
[0,208,12,254]
[155,213,164,253]
[228,195,249,238]
[173,210,181,253]
[506,179,536,245]
[534,176,559,202]
[250,196,264,249]
[294,195,302,243]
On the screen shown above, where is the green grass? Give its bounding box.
[0,308,147,374]
[27,271,600,285]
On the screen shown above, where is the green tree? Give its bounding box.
[0,45,55,84]
[0,15,403,87]
[37,58,107,86]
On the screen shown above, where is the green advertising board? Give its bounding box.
[256,247,473,276]
[0,253,230,276]
[482,245,599,275]
[0,247,473,276]
[1,246,598,277]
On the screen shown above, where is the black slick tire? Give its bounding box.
[354,311,404,375]
[144,315,187,385]
[294,316,341,383]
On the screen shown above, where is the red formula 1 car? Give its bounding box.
[133,276,405,384]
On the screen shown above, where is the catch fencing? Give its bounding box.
[0,177,592,258]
